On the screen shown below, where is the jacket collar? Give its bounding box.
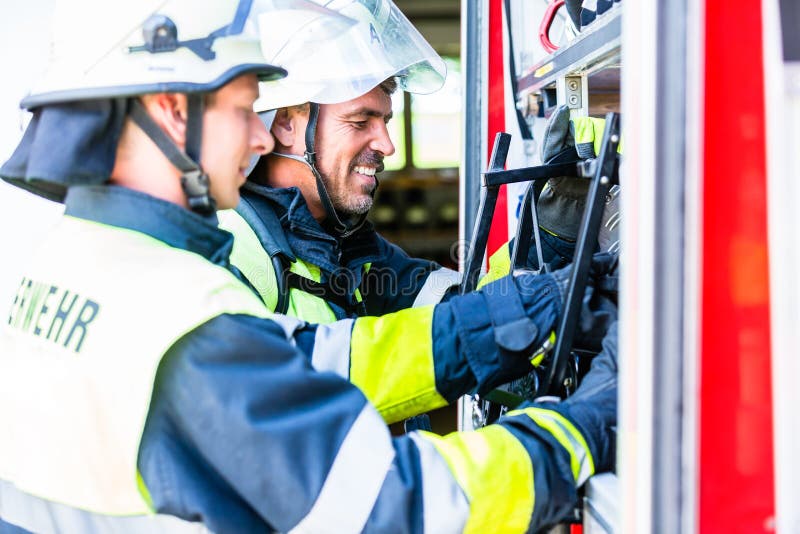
[240,182,381,275]
[64,185,234,267]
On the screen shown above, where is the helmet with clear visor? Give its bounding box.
[249,0,446,236]
[254,0,446,112]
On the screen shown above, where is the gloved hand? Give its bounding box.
[561,321,618,472]
[508,323,618,476]
[516,252,618,353]
[539,105,609,242]
[449,272,561,393]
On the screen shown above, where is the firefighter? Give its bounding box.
[0,0,617,532]
[217,0,552,424]
[218,0,461,325]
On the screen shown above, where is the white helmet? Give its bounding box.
[3,0,354,214]
[22,0,355,109]
[254,0,447,112]
[249,0,446,237]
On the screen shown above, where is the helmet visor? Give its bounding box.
[255,0,446,111]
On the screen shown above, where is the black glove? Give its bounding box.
[449,272,560,394]
[520,252,618,352]
[562,321,618,472]
[537,105,622,251]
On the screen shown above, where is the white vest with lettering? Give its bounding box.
[0,215,270,531]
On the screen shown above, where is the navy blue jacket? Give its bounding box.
[1,186,615,534]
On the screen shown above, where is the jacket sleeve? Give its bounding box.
[139,313,615,534]
[478,234,578,291]
[360,234,461,315]
[295,272,561,424]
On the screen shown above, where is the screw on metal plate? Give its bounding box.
[564,76,582,110]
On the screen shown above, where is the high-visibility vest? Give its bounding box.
[219,208,354,324]
[0,215,269,532]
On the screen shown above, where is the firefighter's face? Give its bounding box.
[313,86,396,216]
[202,74,274,210]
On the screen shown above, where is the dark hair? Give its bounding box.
[378,77,398,95]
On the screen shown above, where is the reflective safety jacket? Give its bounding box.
[0,186,612,534]
[219,183,462,322]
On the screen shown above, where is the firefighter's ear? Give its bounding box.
[271,105,309,155]
[139,93,188,149]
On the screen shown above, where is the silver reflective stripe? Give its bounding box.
[408,433,470,533]
[269,314,307,346]
[0,479,212,534]
[310,319,354,379]
[412,268,462,307]
[289,406,394,534]
[530,410,593,485]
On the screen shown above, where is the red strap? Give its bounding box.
[539,0,565,54]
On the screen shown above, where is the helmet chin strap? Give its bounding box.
[128,95,216,216]
[273,102,375,238]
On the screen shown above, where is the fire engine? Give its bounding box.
[458,0,799,532]
[0,1,797,532]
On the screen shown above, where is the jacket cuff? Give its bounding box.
[449,275,560,394]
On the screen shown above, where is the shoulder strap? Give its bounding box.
[235,195,294,314]
[284,271,367,316]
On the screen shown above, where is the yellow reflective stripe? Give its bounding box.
[286,259,338,324]
[219,209,280,311]
[507,407,595,484]
[420,426,534,534]
[135,472,153,511]
[530,331,556,366]
[354,263,370,304]
[572,117,623,156]
[349,306,447,424]
[573,117,606,156]
[477,242,511,290]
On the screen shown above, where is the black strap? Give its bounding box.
[235,194,294,314]
[128,98,215,215]
[185,94,204,163]
[129,99,199,174]
[305,103,371,239]
[284,271,366,316]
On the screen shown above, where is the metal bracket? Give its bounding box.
[564,76,583,109]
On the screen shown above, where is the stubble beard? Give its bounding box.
[325,176,375,216]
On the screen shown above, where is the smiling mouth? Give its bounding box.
[353,166,377,177]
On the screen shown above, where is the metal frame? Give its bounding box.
[618,0,658,531]
[516,4,622,97]
[460,0,488,268]
[460,117,620,403]
[650,0,691,532]
[458,0,489,433]
[680,0,705,532]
